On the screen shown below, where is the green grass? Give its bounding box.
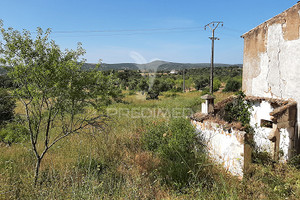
[0,91,300,199]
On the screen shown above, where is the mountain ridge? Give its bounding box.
[83,61,242,71]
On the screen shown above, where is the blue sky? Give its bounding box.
[0,0,297,64]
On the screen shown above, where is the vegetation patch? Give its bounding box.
[0,122,29,145]
[142,118,205,188]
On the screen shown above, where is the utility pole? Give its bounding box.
[205,21,223,94]
[182,69,185,93]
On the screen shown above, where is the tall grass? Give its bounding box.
[0,91,300,199]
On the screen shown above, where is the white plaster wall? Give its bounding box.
[280,129,290,161]
[192,120,245,177]
[250,101,273,126]
[249,100,290,160]
[250,101,274,153]
[251,23,300,123]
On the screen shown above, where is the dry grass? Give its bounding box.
[1,91,300,199]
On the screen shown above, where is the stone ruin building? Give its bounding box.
[191,2,300,177]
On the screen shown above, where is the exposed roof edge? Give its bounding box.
[245,96,293,104]
[241,2,300,38]
[190,113,210,122]
[214,95,236,111]
[191,95,297,125]
[270,101,297,118]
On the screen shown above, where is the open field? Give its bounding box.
[1,91,300,199]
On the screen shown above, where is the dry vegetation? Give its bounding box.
[1,91,300,199]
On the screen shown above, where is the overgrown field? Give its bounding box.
[1,91,300,199]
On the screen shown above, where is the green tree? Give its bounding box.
[0,24,121,185]
[146,79,160,100]
[0,122,29,145]
[185,77,192,91]
[194,77,209,90]
[0,88,16,124]
[128,78,139,90]
[0,74,15,88]
[159,79,172,92]
[213,78,221,92]
[223,79,241,92]
[137,78,149,93]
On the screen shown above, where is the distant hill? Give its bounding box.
[0,61,242,74]
[83,61,242,71]
[83,63,139,71]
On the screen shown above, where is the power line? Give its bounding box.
[30,25,241,38]
[51,29,204,38]
[48,26,205,34]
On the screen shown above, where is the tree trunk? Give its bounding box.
[34,158,41,186]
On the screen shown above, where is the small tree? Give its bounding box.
[146,79,161,100]
[0,24,121,185]
[213,79,221,92]
[194,77,209,90]
[223,79,241,92]
[137,78,149,94]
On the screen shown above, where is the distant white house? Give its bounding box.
[169,69,178,75]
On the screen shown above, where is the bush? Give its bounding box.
[142,118,198,186]
[146,89,159,100]
[194,77,209,90]
[128,90,136,96]
[213,79,221,92]
[0,88,16,124]
[223,79,241,92]
[0,74,15,88]
[201,87,210,96]
[0,122,29,145]
[224,92,251,127]
[252,150,273,166]
[159,80,173,92]
[137,79,149,92]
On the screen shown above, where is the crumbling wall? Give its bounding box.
[249,100,293,161]
[192,120,245,177]
[250,101,274,153]
[191,96,297,177]
[242,3,300,153]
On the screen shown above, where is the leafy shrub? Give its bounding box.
[252,150,273,166]
[159,80,173,92]
[146,89,159,100]
[194,77,209,90]
[201,87,210,96]
[223,79,241,92]
[128,80,138,90]
[128,90,136,96]
[213,79,221,92]
[142,118,198,186]
[0,74,15,88]
[0,88,16,124]
[174,86,183,92]
[224,91,251,127]
[0,122,29,145]
[137,79,149,92]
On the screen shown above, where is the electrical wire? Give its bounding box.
[29,25,242,38]
[49,26,205,34]
[51,28,204,38]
